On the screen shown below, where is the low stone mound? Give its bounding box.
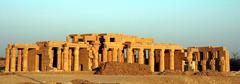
[71,79,97,84]
[161,70,183,75]
[18,82,36,84]
[195,71,232,76]
[161,70,231,76]
[95,62,152,75]
[183,71,195,76]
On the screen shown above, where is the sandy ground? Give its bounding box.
[0,72,240,84]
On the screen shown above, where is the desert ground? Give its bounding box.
[0,72,240,84]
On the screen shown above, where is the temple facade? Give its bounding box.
[5,33,230,72]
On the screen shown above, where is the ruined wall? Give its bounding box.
[164,51,170,70]
[174,50,184,71]
[28,49,37,71]
[79,48,89,71]
[40,48,50,71]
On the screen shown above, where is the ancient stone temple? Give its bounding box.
[4,33,230,72]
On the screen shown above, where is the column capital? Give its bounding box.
[127,47,133,49]
[188,50,193,54]
[64,46,69,49]
[48,46,53,49]
[150,48,154,52]
[23,47,29,50]
[139,48,144,50]
[161,49,165,51]
[181,49,185,53]
[170,49,175,51]
[139,48,144,53]
[74,46,80,49]
[203,50,209,53]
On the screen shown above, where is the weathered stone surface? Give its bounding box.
[95,62,152,75]
[71,79,97,84]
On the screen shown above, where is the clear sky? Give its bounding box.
[0,0,239,57]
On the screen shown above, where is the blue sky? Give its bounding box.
[0,0,239,57]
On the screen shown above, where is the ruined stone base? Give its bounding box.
[95,62,152,75]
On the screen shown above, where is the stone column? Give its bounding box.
[117,48,123,63]
[127,48,133,63]
[98,54,102,63]
[160,49,165,72]
[48,47,53,68]
[10,47,16,72]
[61,52,64,70]
[63,46,69,71]
[138,48,144,64]
[132,49,136,63]
[202,51,208,72]
[74,47,79,71]
[57,47,61,70]
[23,48,28,72]
[213,51,218,59]
[35,53,39,72]
[210,59,216,71]
[201,60,207,72]
[211,51,217,71]
[5,48,10,72]
[102,48,108,62]
[220,56,226,72]
[112,48,118,62]
[68,49,73,71]
[187,51,193,71]
[170,49,175,70]
[93,45,99,68]
[195,52,200,72]
[225,50,230,72]
[107,50,112,61]
[149,48,155,72]
[17,49,22,72]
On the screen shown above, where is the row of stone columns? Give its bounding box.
[47,46,81,71]
[137,48,175,72]
[58,46,80,71]
[187,50,227,72]
[5,47,29,72]
[101,47,176,72]
[102,47,124,63]
[159,49,175,72]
